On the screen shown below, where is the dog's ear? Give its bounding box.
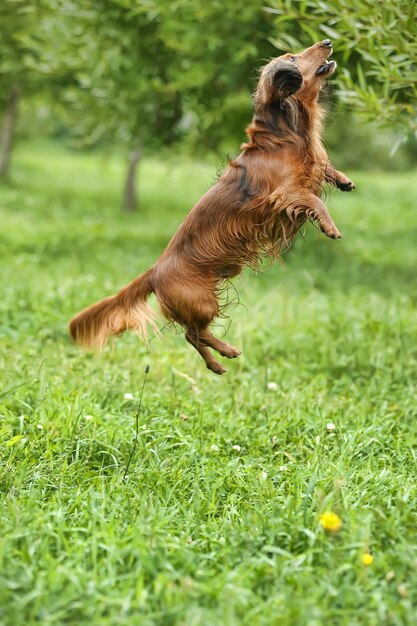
[272,61,303,99]
[256,59,303,106]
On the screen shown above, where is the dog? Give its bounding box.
[69,39,355,375]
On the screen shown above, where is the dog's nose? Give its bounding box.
[322,39,332,47]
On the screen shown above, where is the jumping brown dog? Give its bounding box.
[69,40,355,374]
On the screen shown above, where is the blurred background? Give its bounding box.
[2,6,417,621]
[1,0,416,211]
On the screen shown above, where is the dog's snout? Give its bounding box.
[322,39,332,47]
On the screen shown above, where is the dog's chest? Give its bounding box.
[305,140,327,195]
[308,159,326,195]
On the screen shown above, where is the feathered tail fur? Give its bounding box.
[69,269,157,350]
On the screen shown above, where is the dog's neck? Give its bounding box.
[242,97,325,153]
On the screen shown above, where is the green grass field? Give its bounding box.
[1,143,417,625]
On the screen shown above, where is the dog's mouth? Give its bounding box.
[316,48,336,77]
[315,59,337,76]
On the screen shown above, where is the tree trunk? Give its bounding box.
[0,87,20,180]
[122,144,142,212]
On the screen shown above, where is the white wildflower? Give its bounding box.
[267,382,278,391]
[326,422,336,432]
[210,444,220,452]
[232,444,241,452]
[124,392,134,400]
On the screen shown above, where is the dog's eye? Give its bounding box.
[290,56,297,62]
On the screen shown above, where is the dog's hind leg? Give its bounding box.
[156,279,238,374]
[185,328,226,375]
[199,330,241,359]
[157,284,226,374]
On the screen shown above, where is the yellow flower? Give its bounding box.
[362,553,374,566]
[319,511,342,533]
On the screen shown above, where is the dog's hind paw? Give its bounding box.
[219,344,241,359]
[208,361,226,375]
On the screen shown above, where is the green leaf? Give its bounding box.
[6,435,24,447]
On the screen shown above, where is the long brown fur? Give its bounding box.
[69,40,355,375]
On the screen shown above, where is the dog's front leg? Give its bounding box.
[325,163,355,192]
[306,199,341,238]
[282,191,341,239]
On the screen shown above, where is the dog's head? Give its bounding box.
[256,40,336,106]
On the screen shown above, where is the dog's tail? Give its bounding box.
[69,269,157,350]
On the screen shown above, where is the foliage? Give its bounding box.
[266,0,417,138]
[25,0,277,154]
[325,110,417,170]
[23,0,417,150]
[154,0,277,152]
[24,0,184,150]
[2,0,417,172]
[1,143,417,624]
[0,1,45,177]
[0,0,38,106]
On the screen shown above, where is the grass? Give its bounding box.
[1,141,417,625]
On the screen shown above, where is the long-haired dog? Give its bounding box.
[70,40,355,374]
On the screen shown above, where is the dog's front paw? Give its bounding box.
[322,225,342,240]
[337,179,355,192]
